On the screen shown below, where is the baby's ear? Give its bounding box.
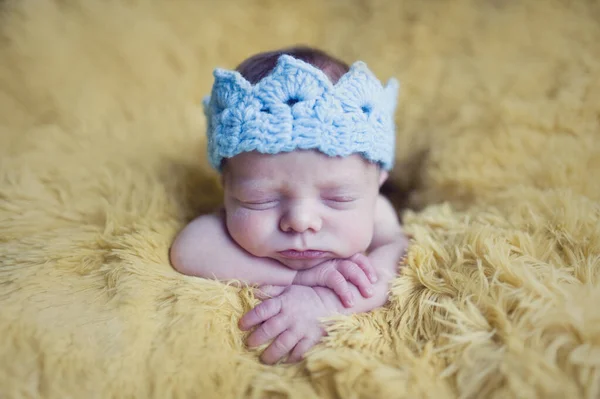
[378,170,389,187]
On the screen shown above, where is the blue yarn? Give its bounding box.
[203,54,399,171]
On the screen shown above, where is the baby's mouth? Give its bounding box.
[278,250,327,260]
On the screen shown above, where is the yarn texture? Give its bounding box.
[204,55,399,170]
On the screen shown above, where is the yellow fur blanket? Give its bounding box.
[1,0,599,397]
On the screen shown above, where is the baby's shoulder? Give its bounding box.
[375,194,396,220]
[174,210,231,250]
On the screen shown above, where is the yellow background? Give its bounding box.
[1,0,599,397]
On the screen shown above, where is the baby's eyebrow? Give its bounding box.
[235,180,278,192]
[318,179,362,190]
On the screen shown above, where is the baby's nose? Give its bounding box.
[279,201,322,233]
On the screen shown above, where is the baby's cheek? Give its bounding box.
[333,211,374,254]
[226,208,273,255]
[350,220,374,252]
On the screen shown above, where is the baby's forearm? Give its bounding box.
[170,214,298,287]
[198,255,298,287]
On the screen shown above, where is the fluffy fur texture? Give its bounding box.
[1,0,599,398]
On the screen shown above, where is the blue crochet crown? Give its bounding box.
[203,54,399,171]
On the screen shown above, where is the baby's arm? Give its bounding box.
[170,212,297,286]
[170,212,377,301]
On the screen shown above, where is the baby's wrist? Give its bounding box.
[312,287,347,315]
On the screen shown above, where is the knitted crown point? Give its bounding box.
[203,54,399,171]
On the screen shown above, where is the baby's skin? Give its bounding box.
[170,150,409,364]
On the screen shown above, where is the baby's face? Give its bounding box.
[222,150,385,270]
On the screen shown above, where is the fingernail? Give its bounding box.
[366,287,373,296]
[347,299,354,307]
[370,275,377,283]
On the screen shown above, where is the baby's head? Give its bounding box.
[203,46,399,269]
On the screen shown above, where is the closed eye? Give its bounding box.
[326,197,356,202]
[324,196,357,203]
[323,196,358,208]
[239,199,279,210]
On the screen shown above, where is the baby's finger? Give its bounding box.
[239,297,282,331]
[247,313,289,348]
[350,253,378,283]
[325,270,354,308]
[339,261,374,298]
[286,337,318,363]
[260,330,299,365]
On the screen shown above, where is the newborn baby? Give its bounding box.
[170,46,410,364]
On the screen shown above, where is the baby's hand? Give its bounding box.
[292,253,377,308]
[239,285,332,364]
